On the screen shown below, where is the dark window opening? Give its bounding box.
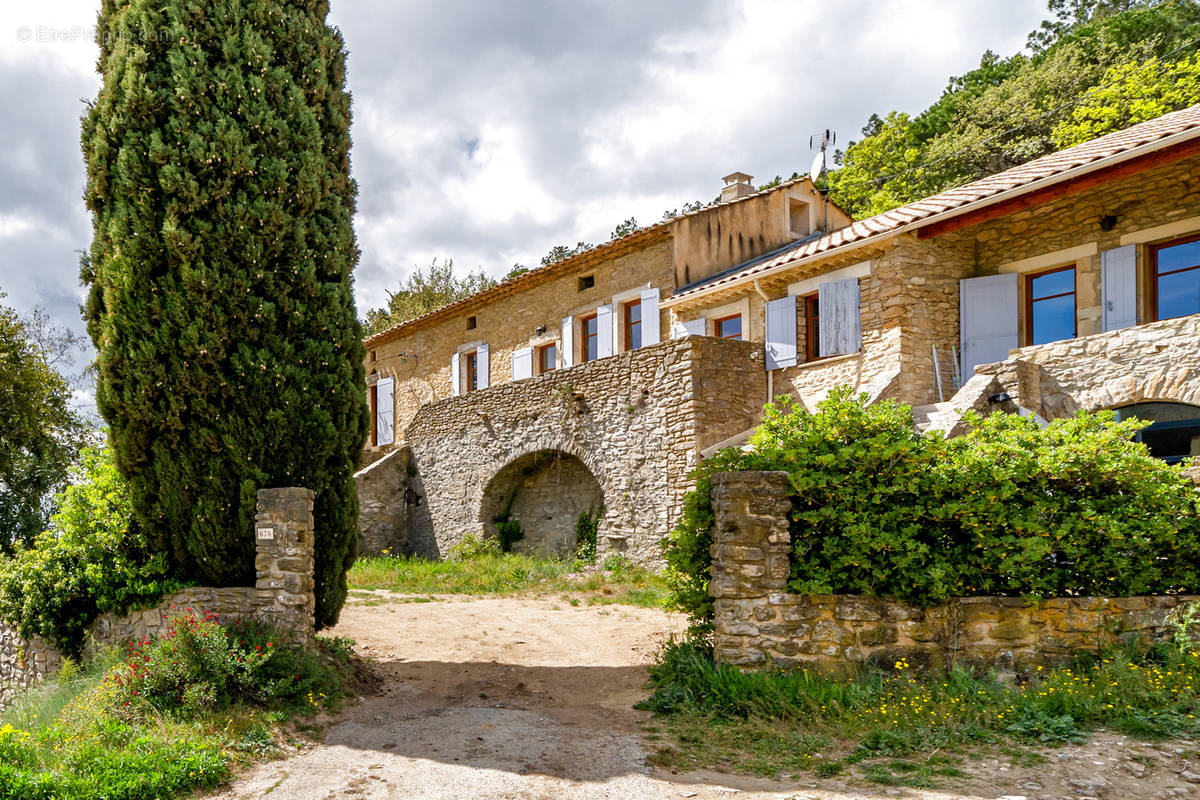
[582,314,599,361]
[578,275,595,292]
[1116,402,1200,464]
[804,293,821,361]
[466,315,477,330]
[465,351,479,392]
[1027,266,1076,346]
[368,384,378,446]
[624,300,642,351]
[1151,235,1200,321]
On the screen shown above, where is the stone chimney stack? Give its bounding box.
[721,172,755,203]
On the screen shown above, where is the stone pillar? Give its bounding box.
[709,471,792,666]
[254,487,316,641]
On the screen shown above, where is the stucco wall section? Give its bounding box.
[710,471,1200,673]
[404,337,765,565]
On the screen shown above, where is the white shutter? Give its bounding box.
[1102,244,1138,332]
[561,316,574,368]
[671,318,707,338]
[375,377,394,446]
[477,344,489,389]
[596,304,614,358]
[960,273,1019,377]
[764,295,798,369]
[818,277,861,357]
[640,288,661,346]
[450,353,461,396]
[512,346,533,380]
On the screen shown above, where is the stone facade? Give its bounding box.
[709,471,1200,673]
[0,487,317,706]
[391,337,765,564]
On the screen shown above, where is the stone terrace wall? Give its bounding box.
[710,471,1199,673]
[0,487,317,706]
[405,336,765,565]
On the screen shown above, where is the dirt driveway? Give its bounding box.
[206,595,1200,800]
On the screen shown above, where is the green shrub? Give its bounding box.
[495,518,525,553]
[574,509,599,563]
[663,387,1200,626]
[445,533,503,561]
[0,441,178,655]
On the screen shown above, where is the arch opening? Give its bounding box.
[480,450,604,557]
[1114,402,1200,464]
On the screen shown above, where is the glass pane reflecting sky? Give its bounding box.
[1157,240,1200,274]
[1031,294,1074,345]
[1158,270,1200,320]
[1030,268,1074,298]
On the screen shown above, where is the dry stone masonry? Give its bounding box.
[0,487,317,706]
[709,471,1199,673]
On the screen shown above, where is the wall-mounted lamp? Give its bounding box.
[988,392,1012,404]
[1099,214,1118,232]
[535,324,548,335]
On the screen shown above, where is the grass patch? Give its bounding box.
[347,550,669,608]
[639,638,1200,783]
[0,610,355,799]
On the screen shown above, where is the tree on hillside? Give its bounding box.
[0,294,83,552]
[81,0,368,628]
[363,259,497,335]
[541,241,594,266]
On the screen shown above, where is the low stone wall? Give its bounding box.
[0,487,317,706]
[710,471,1198,672]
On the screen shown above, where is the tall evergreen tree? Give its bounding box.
[81,0,368,628]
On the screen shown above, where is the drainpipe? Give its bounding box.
[753,279,773,405]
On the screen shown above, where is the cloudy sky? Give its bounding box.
[0,0,1048,396]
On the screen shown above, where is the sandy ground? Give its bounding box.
[205,594,1200,800]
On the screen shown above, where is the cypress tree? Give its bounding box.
[81,0,369,628]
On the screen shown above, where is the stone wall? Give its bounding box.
[403,336,765,565]
[354,446,436,557]
[0,487,317,706]
[709,471,1199,673]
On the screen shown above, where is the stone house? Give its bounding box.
[358,105,1200,564]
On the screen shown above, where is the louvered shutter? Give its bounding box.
[640,288,661,346]
[596,305,614,358]
[764,295,798,369]
[450,353,461,396]
[375,377,394,446]
[671,318,706,338]
[477,344,489,389]
[818,277,861,356]
[512,346,533,380]
[960,273,1019,377]
[1102,244,1138,332]
[561,316,574,368]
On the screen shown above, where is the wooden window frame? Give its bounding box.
[1024,265,1076,347]
[623,299,642,352]
[538,342,557,374]
[464,350,479,393]
[580,313,599,362]
[1149,232,1200,322]
[368,383,378,446]
[803,293,822,362]
[714,314,742,340]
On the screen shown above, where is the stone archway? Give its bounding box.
[1113,401,1200,465]
[480,450,605,558]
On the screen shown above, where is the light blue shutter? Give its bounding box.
[764,296,797,369]
[960,273,1018,376]
[818,278,861,356]
[596,305,614,358]
[450,353,461,396]
[477,344,489,389]
[375,377,394,446]
[561,317,574,368]
[512,346,533,380]
[672,318,706,338]
[1102,245,1138,331]
[640,288,661,346]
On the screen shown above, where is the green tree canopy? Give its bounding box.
[363,259,497,335]
[0,294,84,551]
[81,0,368,628]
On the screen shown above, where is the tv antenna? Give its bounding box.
[808,129,835,230]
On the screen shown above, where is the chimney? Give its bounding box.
[721,171,755,202]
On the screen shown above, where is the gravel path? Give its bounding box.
[204,595,1200,800]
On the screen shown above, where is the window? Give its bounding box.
[466,315,477,330]
[578,274,595,292]
[581,313,600,361]
[624,300,642,351]
[714,314,742,340]
[368,383,378,445]
[1151,235,1200,321]
[1026,266,1076,346]
[804,294,821,361]
[464,351,479,392]
[369,350,376,362]
[538,342,557,373]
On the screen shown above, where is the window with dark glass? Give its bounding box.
[582,314,599,361]
[538,343,557,373]
[1152,235,1200,321]
[804,294,821,361]
[715,314,742,340]
[1026,266,1076,346]
[624,300,642,351]
[465,351,479,392]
